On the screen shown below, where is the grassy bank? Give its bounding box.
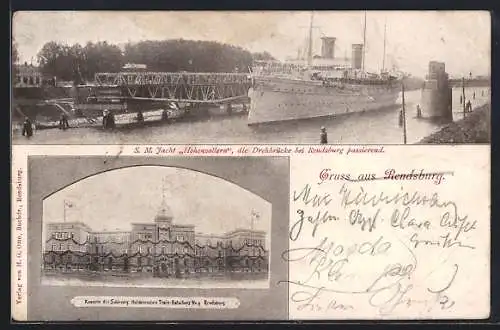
[418,103,490,144]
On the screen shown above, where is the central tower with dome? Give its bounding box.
[155,181,175,242]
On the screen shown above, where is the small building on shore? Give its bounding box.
[13,63,44,88]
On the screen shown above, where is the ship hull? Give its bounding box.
[248,77,400,125]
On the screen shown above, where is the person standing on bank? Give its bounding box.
[416,104,422,118]
[466,100,472,113]
[22,117,33,138]
[320,127,328,144]
[136,110,144,123]
[59,113,70,130]
[107,110,116,129]
[102,109,109,129]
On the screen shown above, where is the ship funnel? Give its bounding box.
[351,44,364,70]
[321,37,336,59]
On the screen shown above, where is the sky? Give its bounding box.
[42,166,272,238]
[13,11,491,78]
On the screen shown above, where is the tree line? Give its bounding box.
[33,39,275,82]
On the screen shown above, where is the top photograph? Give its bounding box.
[11,11,491,145]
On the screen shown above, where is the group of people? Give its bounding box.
[21,113,71,138]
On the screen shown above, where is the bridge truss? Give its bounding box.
[94,72,253,104]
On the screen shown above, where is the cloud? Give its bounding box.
[13,11,490,77]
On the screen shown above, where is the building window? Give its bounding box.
[68,244,73,251]
[176,235,184,242]
[161,247,166,254]
[52,244,56,251]
[59,243,63,251]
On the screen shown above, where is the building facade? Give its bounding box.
[13,63,44,88]
[43,200,269,278]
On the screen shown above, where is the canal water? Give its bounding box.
[13,87,489,145]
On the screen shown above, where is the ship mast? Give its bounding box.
[307,12,314,66]
[382,17,387,72]
[362,11,367,72]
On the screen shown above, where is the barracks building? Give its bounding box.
[42,200,268,277]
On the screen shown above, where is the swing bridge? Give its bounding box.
[93,71,253,105]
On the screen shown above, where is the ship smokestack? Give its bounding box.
[351,44,364,70]
[321,37,336,59]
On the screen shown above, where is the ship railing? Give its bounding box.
[319,76,399,86]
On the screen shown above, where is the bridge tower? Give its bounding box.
[421,61,452,121]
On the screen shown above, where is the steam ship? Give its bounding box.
[248,12,403,125]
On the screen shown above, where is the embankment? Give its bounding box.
[418,103,490,144]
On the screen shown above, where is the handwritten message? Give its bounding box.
[286,147,489,319]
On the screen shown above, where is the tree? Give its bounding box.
[12,39,19,64]
[12,39,19,85]
[252,51,275,61]
[36,38,276,81]
[37,41,125,82]
[123,39,266,73]
[83,41,124,79]
[37,41,72,80]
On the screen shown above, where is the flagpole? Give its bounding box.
[382,17,387,72]
[402,82,407,144]
[462,77,466,118]
[362,11,367,72]
[251,211,254,272]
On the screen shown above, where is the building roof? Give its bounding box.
[131,223,157,227]
[123,63,147,70]
[46,221,93,231]
[172,224,195,229]
[224,228,267,236]
[90,230,131,235]
[196,228,267,239]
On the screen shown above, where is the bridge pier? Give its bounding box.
[421,61,453,122]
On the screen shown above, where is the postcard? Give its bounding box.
[11,11,490,145]
[11,10,491,322]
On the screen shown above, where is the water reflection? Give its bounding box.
[13,87,489,145]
